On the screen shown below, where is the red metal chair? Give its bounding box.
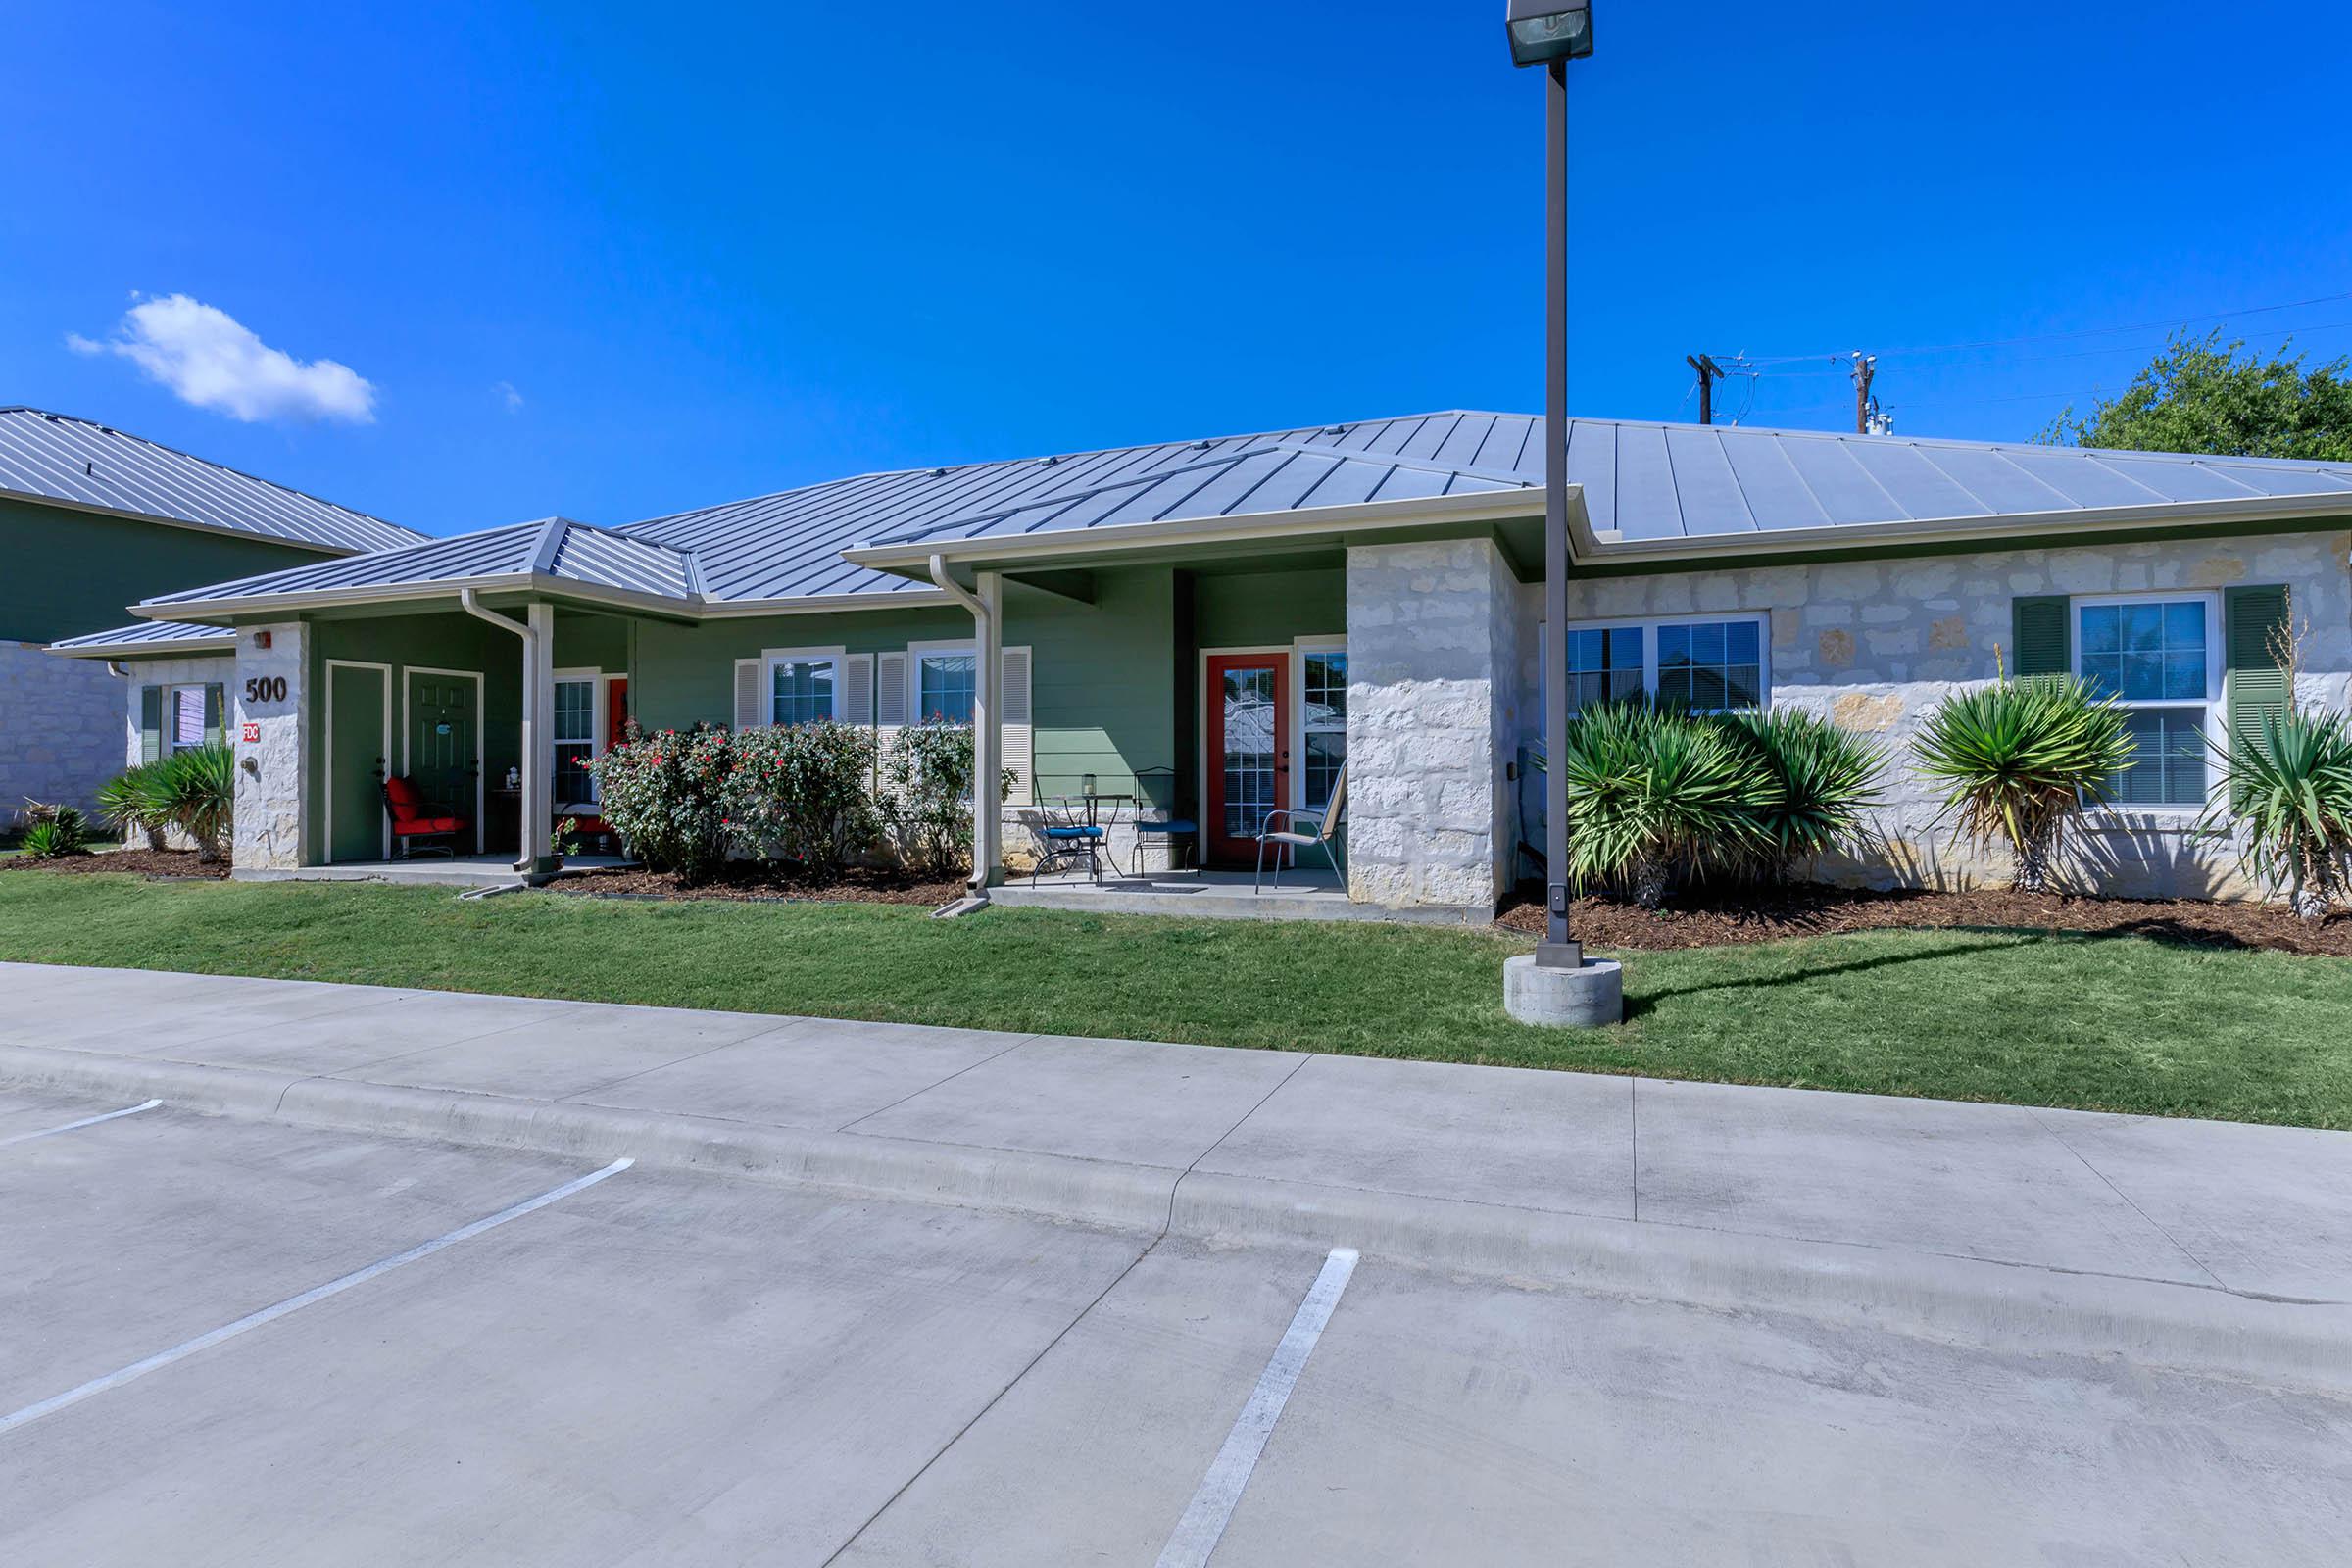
[382,776,468,859]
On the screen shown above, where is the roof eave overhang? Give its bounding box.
[839,487,1546,577]
[132,571,705,625]
[48,633,236,660]
[1568,491,2352,567]
[0,484,406,559]
[691,588,958,616]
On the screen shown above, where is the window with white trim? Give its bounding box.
[1300,647,1347,809]
[770,657,839,726]
[1555,614,1767,714]
[2075,594,2218,808]
[553,677,597,804]
[164,683,211,755]
[916,649,977,725]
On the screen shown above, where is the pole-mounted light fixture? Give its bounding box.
[1505,0,1592,67]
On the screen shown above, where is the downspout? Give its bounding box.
[458,589,537,874]
[927,554,995,916]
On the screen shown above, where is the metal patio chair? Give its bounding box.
[1126,766,1198,876]
[1028,795,1110,883]
[1253,764,1347,894]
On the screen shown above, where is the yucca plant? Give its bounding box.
[1550,700,1765,906]
[1913,672,2136,894]
[1718,708,1887,882]
[16,803,88,859]
[2205,708,2352,922]
[98,762,170,850]
[145,743,235,861]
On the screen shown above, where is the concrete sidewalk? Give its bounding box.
[3,960,2348,1386]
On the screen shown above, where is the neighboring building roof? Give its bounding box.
[142,516,699,613]
[0,407,421,556]
[106,410,2352,626]
[50,618,234,656]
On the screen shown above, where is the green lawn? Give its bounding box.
[2,871,2349,1128]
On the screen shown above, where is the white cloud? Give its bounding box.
[495,380,524,413]
[67,293,376,424]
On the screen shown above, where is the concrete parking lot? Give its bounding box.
[4,1082,2350,1566]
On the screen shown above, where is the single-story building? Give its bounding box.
[52,411,2352,909]
[1,407,420,826]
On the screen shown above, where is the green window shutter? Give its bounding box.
[139,686,163,763]
[2010,595,2070,677]
[2225,584,2290,763]
[202,684,225,747]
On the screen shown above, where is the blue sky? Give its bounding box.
[5,1,2347,536]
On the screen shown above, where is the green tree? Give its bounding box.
[2040,331,2352,460]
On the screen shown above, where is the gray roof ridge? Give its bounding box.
[0,405,424,541]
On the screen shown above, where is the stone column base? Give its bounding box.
[1503,954,1624,1028]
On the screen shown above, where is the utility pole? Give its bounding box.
[1849,351,1879,435]
[1686,354,1724,424]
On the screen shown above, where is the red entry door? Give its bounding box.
[607,678,630,749]
[1204,653,1289,867]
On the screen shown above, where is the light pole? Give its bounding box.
[1507,0,1592,971]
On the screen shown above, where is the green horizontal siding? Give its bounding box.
[0,495,329,645]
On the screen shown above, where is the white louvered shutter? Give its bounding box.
[843,653,875,727]
[1000,646,1033,806]
[874,651,909,774]
[733,659,763,731]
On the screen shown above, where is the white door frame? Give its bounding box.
[400,665,486,854]
[323,659,393,863]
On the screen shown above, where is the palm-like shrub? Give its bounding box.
[1550,700,1765,906]
[1913,674,2135,894]
[98,763,169,850]
[1720,708,1887,881]
[2206,709,2352,922]
[143,744,235,861]
[17,803,88,859]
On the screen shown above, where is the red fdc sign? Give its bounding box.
[241,721,261,744]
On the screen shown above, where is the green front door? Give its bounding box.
[406,671,478,851]
[327,663,389,863]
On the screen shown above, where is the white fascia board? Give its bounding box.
[129,571,703,623]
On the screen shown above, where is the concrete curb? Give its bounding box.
[7,1041,2347,1394]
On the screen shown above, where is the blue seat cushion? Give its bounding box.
[1134,819,1198,835]
[1042,825,1104,840]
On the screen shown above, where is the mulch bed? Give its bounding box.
[550,861,967,906]
[1494,882,2352,957]
[0,848,229,881]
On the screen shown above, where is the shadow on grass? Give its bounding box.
[1622,930,2054,1019]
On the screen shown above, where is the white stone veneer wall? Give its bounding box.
[232,622,311,872]
[1524,529,2352,899]
[0,642,127,825]
[1347,538,1524,908]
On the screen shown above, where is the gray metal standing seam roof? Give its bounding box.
[109,411,2352,623]
[49,617,233,652]
[0,407,421,556]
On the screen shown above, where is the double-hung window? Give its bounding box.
[553,676,598,805]
[1555,614,1768,714]
[164,683,214,756]
[770,656,840,726]
[2074,594,2219,809]
[1299,645,1348,809]
[916,648,977,725]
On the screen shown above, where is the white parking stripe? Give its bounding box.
[0,1156,632,1438]
[0,1099,163,1148]
[1155,1247,1358,1568]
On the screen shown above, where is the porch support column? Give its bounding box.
[523,600,557,874]
[929,555,1004,896]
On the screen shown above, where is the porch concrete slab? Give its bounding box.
[1633,1078,2212,1283]
[333,1002,800,1101]
[2032,1106,2352,1298]
[571,1016,1038,1130]
[1193,1053,1637,1220]
[848,1032,1306,1169]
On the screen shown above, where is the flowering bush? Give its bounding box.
[878,719,1016,877]
[590,723,734,883]
[720,721,878,874]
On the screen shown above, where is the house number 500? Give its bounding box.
[244,676,288,703]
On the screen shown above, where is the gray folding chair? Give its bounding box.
[1253,765,1347,894]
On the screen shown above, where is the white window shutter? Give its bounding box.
[843,653,874,725]
[1001,645,1033,806]
[874,650,909,774]
[733,658,763,731]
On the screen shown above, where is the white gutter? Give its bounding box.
[458,589,543,875]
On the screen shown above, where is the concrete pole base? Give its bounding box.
[1503,953,1624,1028]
